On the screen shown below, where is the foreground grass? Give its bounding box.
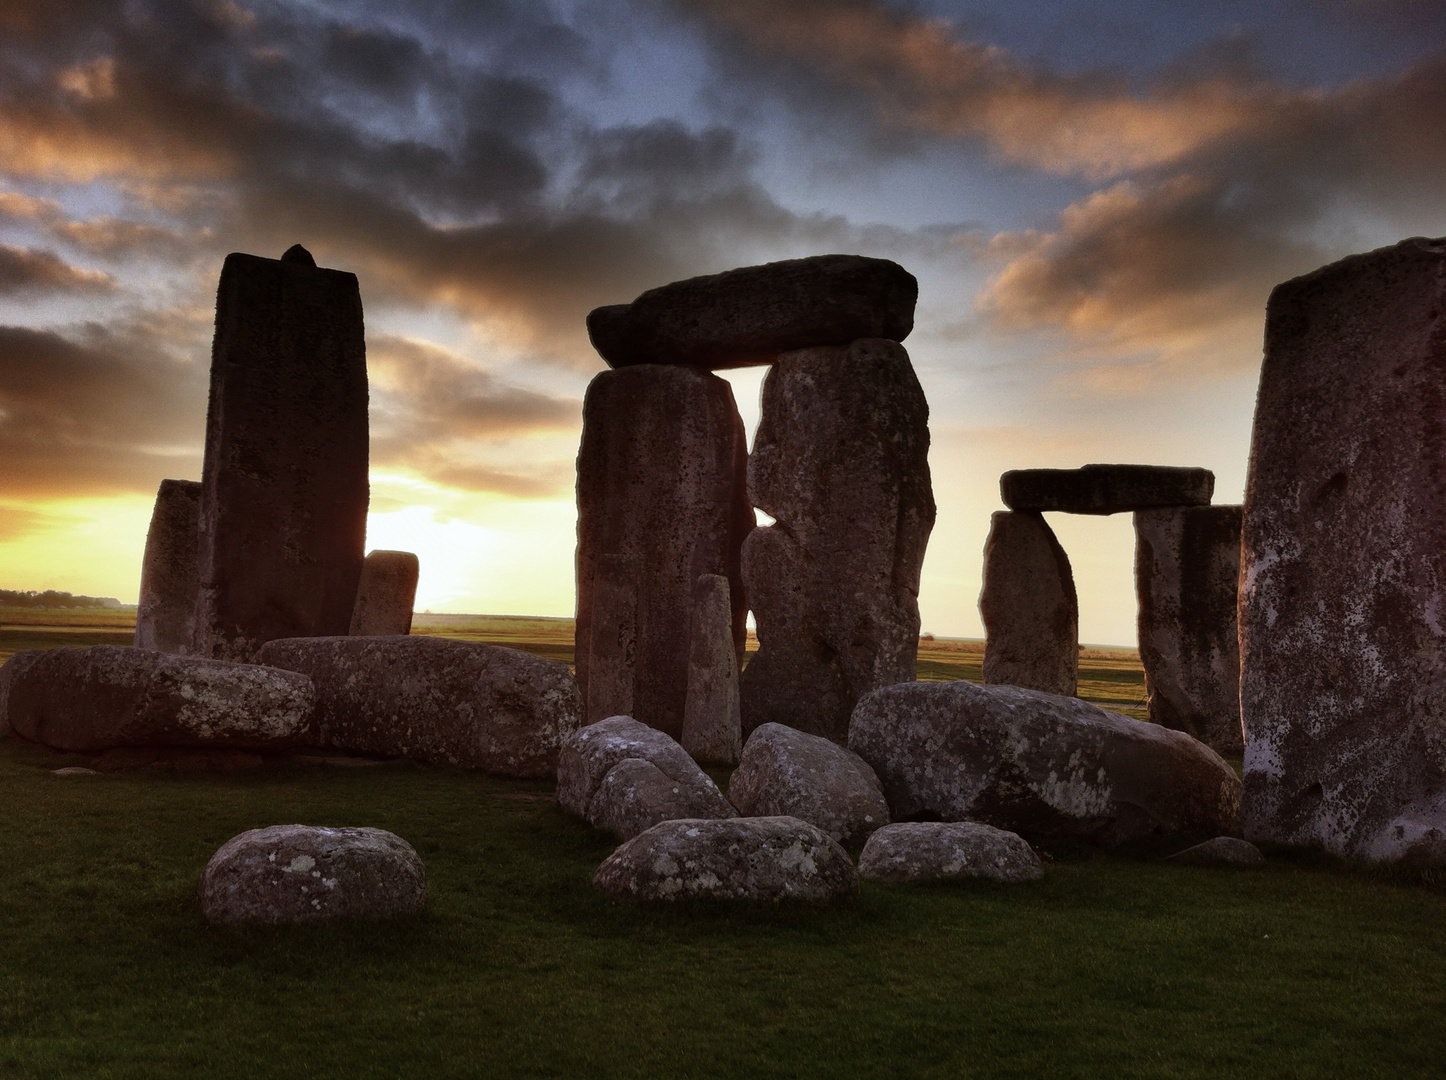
[0,738,1442,1080]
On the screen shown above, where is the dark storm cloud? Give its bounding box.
[0,243,111,292]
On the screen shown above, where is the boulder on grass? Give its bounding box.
[199,824,425,925]
[858,821,1044,883]
[1168,837,1264,866]
[0,646,313,751]
[728,722,889,847]
[849,680,1240,846]
[257,636,580,777]
[593,816,859,903]
[557,716,735,839]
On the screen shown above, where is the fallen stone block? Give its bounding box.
[349,550,419,636]
[134,478,202,654]
[1000,464,1214,515]
[857,821,1044,883]
[979,510,1078,696]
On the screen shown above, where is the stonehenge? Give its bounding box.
[133,478,202,654]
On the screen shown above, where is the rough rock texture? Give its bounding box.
[1135,505,1243,756]
[728,722,889,847]
[349,550,419,636]
[256,636,580,777]
[192,246,369,661]
[857,821,1044,883]
[575,365,753,738]
[134,479,202,654]
[587,254,917,370]
[556,715,735,838]
[850,681,1240,846]
[1240,236,1446,865]
[742,338,934,743]
[1001,464,1214,515]
[680,574,742,765]
[592,816,859,903]
[979,510,1078,696]
[1168,836,1264,866]
[585,554,639,725]
[199,825,425,925]
[0,646,313,752]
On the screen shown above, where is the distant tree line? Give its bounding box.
[0,589,123,609]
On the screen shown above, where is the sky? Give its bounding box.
[1,0,1445,644]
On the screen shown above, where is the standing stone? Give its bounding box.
[575,365,753,739]
[349,550,419,636]
[585,554,639,725]
[192,245,369,661]
[1135,505,1243,757]
[1241,236,1446,864]
[134,478,202,654]
[742,338,934,743]
[680,574,742,764]
[979,510,1078,697]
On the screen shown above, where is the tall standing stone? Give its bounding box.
[585,553,639,725]
[575,365,752,739]
[741,338,934,743]
[191,245,369,661]
[1240,236,1446,863]
[680,573,742,764]
[979,510,1078,697]
[134,478,202,654]
[349,550,419,636]
[1135,505,1243,757]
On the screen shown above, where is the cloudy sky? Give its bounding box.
[2,0,1444,643]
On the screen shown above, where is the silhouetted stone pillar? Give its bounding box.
[134,478,202,654]
[979,510,1077,697]
[349,550,419,636]
[585,553,639,725]
[741,338,935,743]
[575,366,752,739]
[1135,505,1243,757]
[681,574,742,765]
[192,245,369,661]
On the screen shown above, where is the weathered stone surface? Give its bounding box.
[575,366,752,738]
[857,821,1044,883]
[1240,236,1446,864]
[587,254,917,370]
[1135,505,1243,757]
[849,680,1240,846]
[199,824,425,925]
[680,574,742,765]
[134,479,202,654]
[556,715,735,838]
[1001,464,1214,515]
[192,246,369,661]
[742,338,934,743]
[0,646,313,752]
[349,550,418,636]
[256,636,579,777]
[1168,836,1264,866]
[979,510,1078,696]
[728,722,889,847]
[585,554,638,725]
[593,816,859,903]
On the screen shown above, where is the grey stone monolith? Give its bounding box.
[1241,236,1446,864]
[585,554,639,725]
[741,338,934,743]
[575,365,753,739]
[1001,464,1214,515]
[979,510,1078,697]
[134,478,202,654]
[349,550,418,636]
[680,574,742,764]
[191,245,369,661]
[1135,505,1243,757]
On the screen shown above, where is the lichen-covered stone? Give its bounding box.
[592,816,859,903]
[349,550,419,636]
[680,574,742,765]
[134,478,202,654]
[1168,836,1264,866]
[256,636,579,777]
[858,821,1044,883]
[199,824,425,925]
[979,510,1078,697]
[1000,464,1214,515]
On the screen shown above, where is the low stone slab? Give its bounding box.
[1167,836,1265,866]
[728,722,889,847]
[0,646,313,751]
[857,821,1043,883]
[586,254,917,369]
[199,824,425,925]
[349,550,419,636]
[557,716,735,839]
[256,636,580,777]
[849,681,1240,846]
[1000,464,1214,515]
[593,816,859,903]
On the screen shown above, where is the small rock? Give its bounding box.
[1168,836,1265,865]
[593,816,859,903]
[51,767,98,776]
[199,824,426,925]
[858,821,1044,883]
[349,550,419,636]
[1000,464,1214,515]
